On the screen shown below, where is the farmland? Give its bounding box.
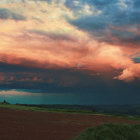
[0,104,139,140]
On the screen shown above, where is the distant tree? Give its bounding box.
[2,100,10,104]
[3,100,6,104]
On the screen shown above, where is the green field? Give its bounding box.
[0,103,139,121]
[0,103,100,114]
[0,103,110,116]
[73,124,140,140]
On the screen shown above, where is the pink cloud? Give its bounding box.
[114,63,140,82]
[0,37,139,82]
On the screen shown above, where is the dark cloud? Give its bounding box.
[0,62,140,104]
[32,0,51,2]
[0,62,112,91]
[65,0,114,10]
[68,0,140,46]
[29,29,76,41]
[108,27,140,45]
[0,62,139,93]
[133,57,140,63]
[0,8,26,21]
[133,0,140,9]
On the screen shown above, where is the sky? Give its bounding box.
[0,0,140,105]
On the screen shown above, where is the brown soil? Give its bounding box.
[0,108,139,140]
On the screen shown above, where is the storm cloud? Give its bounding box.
[0,0,140,104]
[69,0,140,46]
[0,8,26,21]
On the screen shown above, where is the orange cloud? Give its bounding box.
[0,37,138,82]
[0,89,41,96]
[114,63,140,82]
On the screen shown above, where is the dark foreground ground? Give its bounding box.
[0,108,139,140]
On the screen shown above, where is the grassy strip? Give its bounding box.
[0,104,103,114]
[73,124,140,140]
[0,104,139,120]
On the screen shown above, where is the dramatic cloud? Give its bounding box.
[0,0,140,86]
[115,64,140,82]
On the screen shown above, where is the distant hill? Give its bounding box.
[16,104,140,116]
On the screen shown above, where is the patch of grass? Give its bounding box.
[73,124,140,140]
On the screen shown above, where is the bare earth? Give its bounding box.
[0,108,139,140]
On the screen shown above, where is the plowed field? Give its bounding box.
[0,108,139,140]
